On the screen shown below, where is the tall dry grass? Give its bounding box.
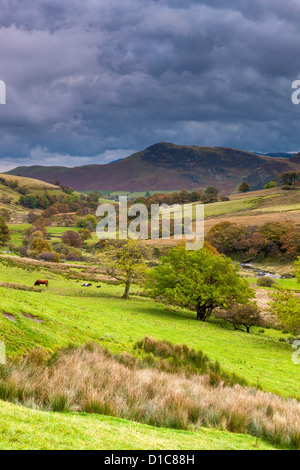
[0,342,299,449]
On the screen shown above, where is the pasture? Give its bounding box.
[0,260,298,399]
[1,184,300,450]
[0,401,277,450]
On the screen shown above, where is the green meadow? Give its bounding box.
[0,401,277,450]
[1,183,300,450]
[0,261,298,400]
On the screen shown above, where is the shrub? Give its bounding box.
[76,215,97,230]
[29,238,52,255]
[51,243,70,256]
[257,277,277,288]
[264,182,277,189]
[37,251,61,263]
[49,393,70,412]
[66,249,82,261]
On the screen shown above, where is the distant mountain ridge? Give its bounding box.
[264,152,296,158]
[6,143,300,192]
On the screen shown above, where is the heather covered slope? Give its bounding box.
[8,143,300,192]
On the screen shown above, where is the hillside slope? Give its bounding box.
[0,173,58,190]
[0,174,60,222]
[0,401,277,450]
[7,143,300,192]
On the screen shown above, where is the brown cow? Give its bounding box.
[34,280,49,287]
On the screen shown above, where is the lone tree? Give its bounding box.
[215,302,262,333]
[0,216,10,245]
[238,182,251,193]
[205,186,219,197]
[101,239,152,299]
[147,246,254,321]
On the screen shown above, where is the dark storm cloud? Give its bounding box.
[0,0,300,170]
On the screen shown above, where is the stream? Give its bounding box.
[240,263,281,279]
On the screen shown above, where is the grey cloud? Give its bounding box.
[0,0,300,170]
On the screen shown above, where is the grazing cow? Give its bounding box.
[34,280,49,287]
[81,283,92,287]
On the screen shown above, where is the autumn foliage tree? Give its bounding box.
[79,228,92,242]
[238,182,251,193]
[61,230,83,248]
[29,238,52,256]
[207,221,300,260]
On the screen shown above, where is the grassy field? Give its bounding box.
[0,173,58,190]
[0,261,298,399]
[0,400,278,450]
[1,184,300,450]
[202,197,260,217]
[249,277,300,291]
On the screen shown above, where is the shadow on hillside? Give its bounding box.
[55,287,197,321]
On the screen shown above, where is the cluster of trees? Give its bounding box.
[24,192,101,227]
[263,172,300,191]
[280,172,300,187]
[0,177,20,205]
[8,215,93,262]
[207,221,300,260]
[132,187,227,208]
[2,205,298,333]
[0,177,20,190]
[17,217,60,262]
[20,190,101,212]
[237,172,300,193]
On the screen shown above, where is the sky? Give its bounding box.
[1,0,300,170]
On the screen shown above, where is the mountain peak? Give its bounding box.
[6,144,300,192]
